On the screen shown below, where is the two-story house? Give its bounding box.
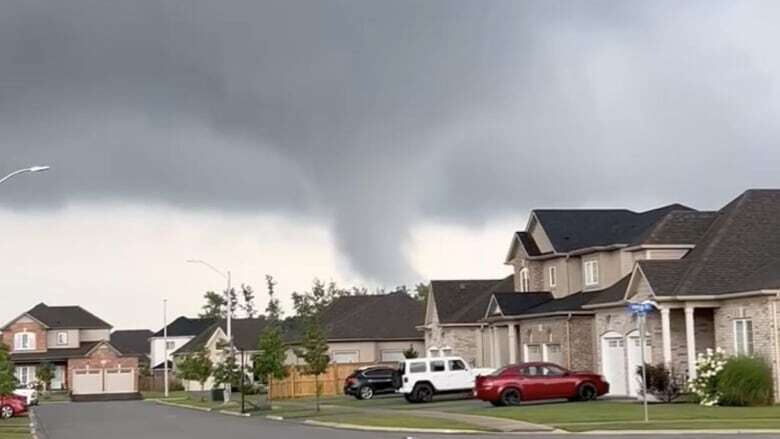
[1,303,140,397]
[423,189,780,401]
[149,316,213,372]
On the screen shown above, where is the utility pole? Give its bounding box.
[163,299,169,398]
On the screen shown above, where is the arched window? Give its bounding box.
[519,268,530,292]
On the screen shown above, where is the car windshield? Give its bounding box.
[489,366,514,377]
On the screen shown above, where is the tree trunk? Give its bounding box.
[315,374,320,412]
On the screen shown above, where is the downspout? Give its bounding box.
[772,293,780,402]
[566,312,573,370]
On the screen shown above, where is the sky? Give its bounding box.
[2,0,780,331]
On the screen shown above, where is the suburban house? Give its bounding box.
[110,329,153,367]
[174,292,425,390]
[423,189,780,400]
[149,316,212,372]
[1,303,140,397]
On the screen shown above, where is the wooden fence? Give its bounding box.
[269,362,380,400]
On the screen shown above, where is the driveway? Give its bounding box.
[33,401,780,439]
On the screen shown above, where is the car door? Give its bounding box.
[518,365,547,400]
[540,364,578,399]
[367,368,393,392]
[428,360,449,390]
[447,359,470,390]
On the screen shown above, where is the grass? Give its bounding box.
[0,417,31,439]
[142,390,188,400]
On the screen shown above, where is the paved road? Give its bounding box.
[33,401,780,439]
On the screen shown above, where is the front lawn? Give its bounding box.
[142,390,188,400]
[446,400,780,431]
[0,417,30,439]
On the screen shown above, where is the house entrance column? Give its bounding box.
[508,323,518,364]
[491,326,501,367]
[660,307,672,368]
[685,306,697,379]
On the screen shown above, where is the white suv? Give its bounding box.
[398,356,493,403]
[13,383,38,406]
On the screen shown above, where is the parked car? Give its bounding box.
[0,395,28,419]
[474,362,609,406]
[398,356,493,403]
[344,366,401,400]
[13,383,38,407]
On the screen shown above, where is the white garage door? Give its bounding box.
[72,370,103,395]
[601,333,627,396]
[626,331,652,397]
[105,368,135,393]
[72,368,135,395]
[380,350,406,362]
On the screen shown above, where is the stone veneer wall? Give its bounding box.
[424,325,482,367]
[515,316,596,371]
[714,297,774,362]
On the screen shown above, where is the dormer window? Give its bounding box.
[584,260,599,287]
[14,332,35,351]
[519,268,530,292]
[549,266,557,288]
[57,331,68,345]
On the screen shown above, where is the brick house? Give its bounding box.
[422,189,780,400]
[1,303,140,396]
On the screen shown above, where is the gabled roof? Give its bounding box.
[581,275,632,306]
[9,340,129,362]
[630,210,718,246]
[19,303,112,330]
[532,204,692,253]
[110,330,153,356]
[490,292,551,316]
[175,317,284,354]
[429,276,513,324]
[323,292,424,340]
[152,317,213,338]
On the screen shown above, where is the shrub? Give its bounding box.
[718,356,774,406]
[688,348,727,406]
[636,363,684,402]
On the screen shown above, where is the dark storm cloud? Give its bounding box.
[2,0,780,283]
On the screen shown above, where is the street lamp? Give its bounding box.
[187,259,233,402]
[0,166,51,185]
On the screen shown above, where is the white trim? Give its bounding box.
[733,318,753,356]
[56,331,68,346]
[549,266,557,288]
[623,244,696,252]
[583,260,599,287]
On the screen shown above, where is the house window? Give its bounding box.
[57,332,68,345]
[165,341,176,351]
[14,332,35,351]
[519,268,530,292]
[584,260,599,286]
[15,366,35,385]
[734,319,754,356]
[332,351,359,363]
[549,266,557,288]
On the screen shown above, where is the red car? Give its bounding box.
[475,362,609,406]
[0,394,28,419]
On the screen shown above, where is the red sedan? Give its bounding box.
[0,394,28,419]
[475,362,609,406]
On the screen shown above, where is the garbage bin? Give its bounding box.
[210,388,225,402]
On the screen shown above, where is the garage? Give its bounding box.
[69,341,139,399]
[600,331,627,396]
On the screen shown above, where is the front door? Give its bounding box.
[601,333,627,395]
[51,365,66,390]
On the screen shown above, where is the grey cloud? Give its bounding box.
[2,0,780,283]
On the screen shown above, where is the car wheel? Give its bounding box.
[412,383,434,403]
[489,400,504,407]
[0,405,13,419]
[577,383,598,401]
[403,393,418,403]
[500,388,522,406]
[358,386,374,400]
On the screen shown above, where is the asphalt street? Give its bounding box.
[33,401,780,439]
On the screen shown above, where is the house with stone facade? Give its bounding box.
[422,189,780,400]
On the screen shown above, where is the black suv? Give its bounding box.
[343,366,401,400]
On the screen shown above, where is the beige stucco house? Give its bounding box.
[423,189,780,400]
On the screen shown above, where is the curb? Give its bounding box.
[29,409,42,439]
[155,400,213,412]
[580,429,780,435]
[219,410,251,417]
[266,415,285,421]
[303,419,486,434]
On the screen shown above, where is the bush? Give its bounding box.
[718,356,774,406]
[688,348,727,406]
[637,363,684,402]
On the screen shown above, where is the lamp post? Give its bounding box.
[163,299,169,398]
[187,259,233,402]
[0,166,51,185]
[628,299,658,423]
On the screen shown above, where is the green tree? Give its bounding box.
[199,291,227,321]
[292,279,334,412]
[403,345,419,359]
[254,275,288,396]
[0,343,15,395]
[177,348,214,400]
[414,283,430,303]
[213,354,241,402]
[241,284,257,318]
[36,362,54,394]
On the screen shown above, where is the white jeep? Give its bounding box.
[13,383,38,406]
[397,356,493,403]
